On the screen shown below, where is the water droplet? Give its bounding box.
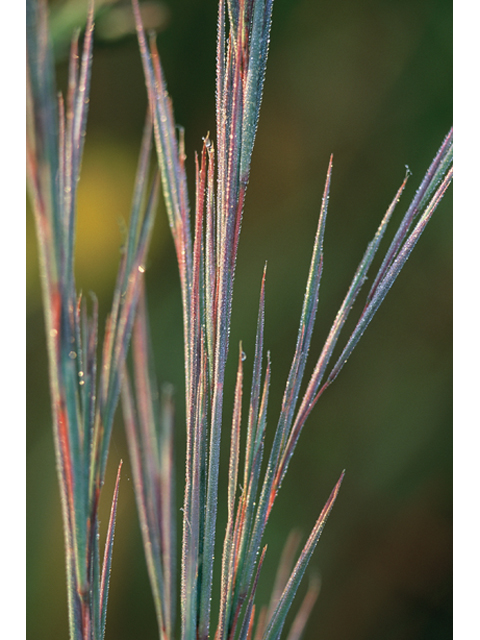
[241,351,247,361]
[79,380,85,386]
[69,351,77,359]
[78,371,84,377]
[50,329,58,338]
[138,265,145,273]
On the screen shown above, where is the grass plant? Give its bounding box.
[27,0,452,638]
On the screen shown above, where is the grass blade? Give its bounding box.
[232,159,332,610]
[217,345,245,640]
[285,576,321,640]
[100,460,123,638]
[276,161,410,487]
[262,472,344,640]
[364,128,453,309]
[122,284,176,639]
[324,133,453,391]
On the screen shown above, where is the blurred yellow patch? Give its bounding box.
[27,136,167,314]
[75,136,165,295]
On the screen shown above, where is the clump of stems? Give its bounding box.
[27,0,453,639]
[27,0,158,635]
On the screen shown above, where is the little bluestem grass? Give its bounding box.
[27,1,158,635]
[27,1,452,638]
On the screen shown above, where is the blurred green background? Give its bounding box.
[27,0,452,638]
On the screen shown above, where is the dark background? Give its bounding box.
[27,0,452,638]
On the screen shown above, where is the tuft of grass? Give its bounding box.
[27,0,158,635]
[27,0,452,639]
